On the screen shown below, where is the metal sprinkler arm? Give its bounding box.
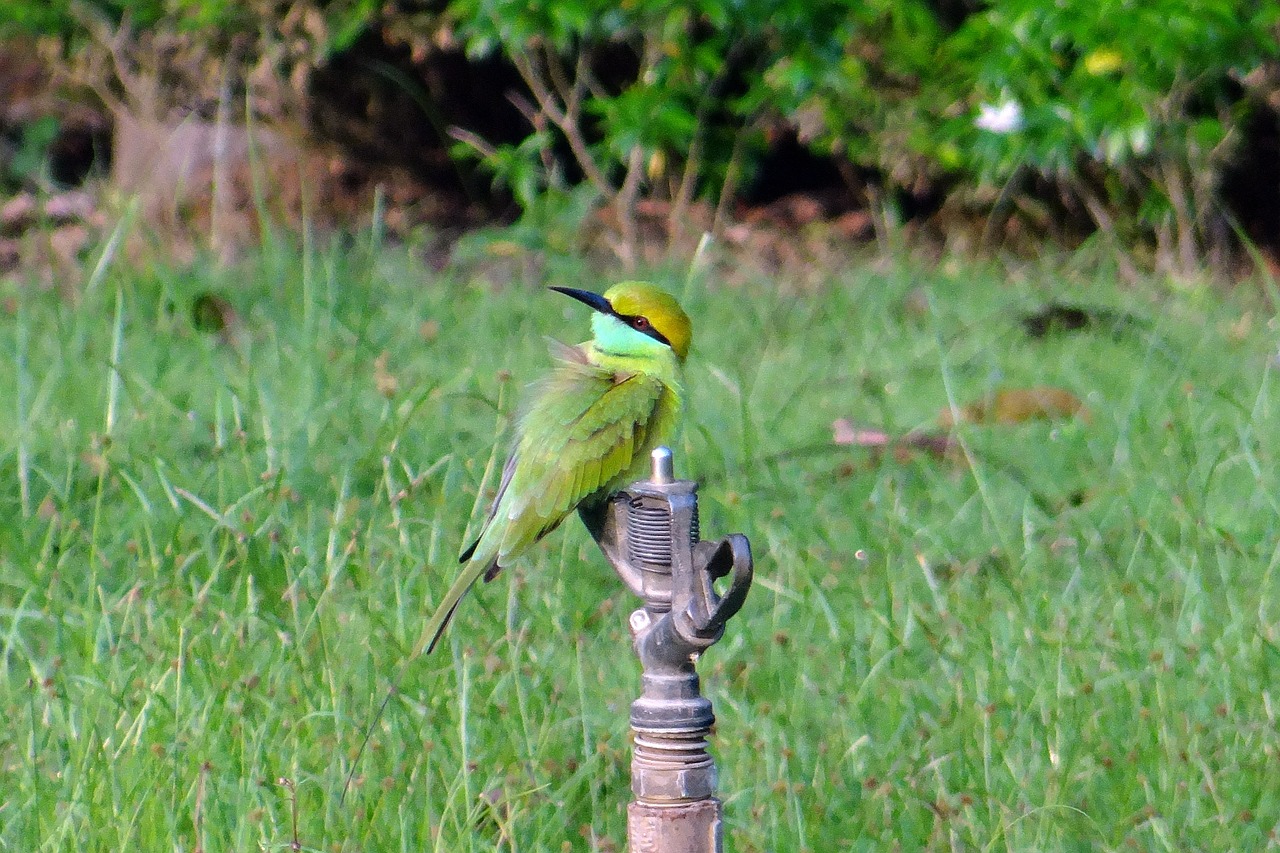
[580,446,754,853]
[580,448,752,645]
[685,536,753,639]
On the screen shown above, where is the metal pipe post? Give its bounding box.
[581,447,753,853]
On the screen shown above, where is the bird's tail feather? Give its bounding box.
[417,542,500,656]
[424,598,463,655]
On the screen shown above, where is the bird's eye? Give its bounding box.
[632,316,651,331]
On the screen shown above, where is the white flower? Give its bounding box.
[975,99,1024,134]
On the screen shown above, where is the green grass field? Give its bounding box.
[2,227,1279,851]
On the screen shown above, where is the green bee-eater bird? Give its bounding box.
[419,281,693,654]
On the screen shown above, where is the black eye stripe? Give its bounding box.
[617,312,671,347]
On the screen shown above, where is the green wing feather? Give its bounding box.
[415,353,673,655]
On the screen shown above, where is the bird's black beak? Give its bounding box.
[550,286,614,316]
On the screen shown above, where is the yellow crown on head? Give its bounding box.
[603,281,693,361]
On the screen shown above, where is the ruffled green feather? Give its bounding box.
[417,325,683,655]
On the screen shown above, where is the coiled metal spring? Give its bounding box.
[625,496,698,567]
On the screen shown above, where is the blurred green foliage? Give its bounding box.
[0,0,377,51]
[5,0,1278,263]
[450,0,1278,268]
[3,114,59,188]
[943,0,1279,262]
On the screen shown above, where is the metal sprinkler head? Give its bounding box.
[579,445,753,853]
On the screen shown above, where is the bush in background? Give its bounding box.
[3,0,1277,272]
[944,0,1280,274]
